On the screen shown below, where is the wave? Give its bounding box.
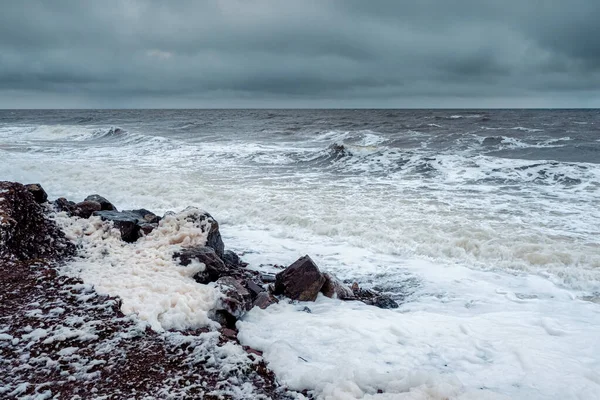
[511,126,544,133]
[435,114,485,120]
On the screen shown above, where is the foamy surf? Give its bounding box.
[54,209,220,331]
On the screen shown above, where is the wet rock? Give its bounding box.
[245,347,263,357]
[204,218,224,257]
[321,273,355,300]
[329,143,351,158]
[350,282,400,309]
[93,209,160,243]
[139,223,158,236]
[215,276,253,320]
[174,246,229,284]
[130,209,161,224]
[260,273,276,283]
[174,208,224,258]
[24,183,48,204]
[222,249,242,267]
[0,181,75,262]
[117,220,139,243]
[53,197,76,215]
[73,200,102,218]
[367,295,399,309]
[274,255,326,302]
[252,292,279,310]
[482,136,503,146]
[84,194,117,211]
[221,328,238,340]
[246,280,265,299]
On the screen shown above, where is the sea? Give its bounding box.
[1,109,599,399]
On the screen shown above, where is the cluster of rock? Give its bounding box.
[0,181,287,399]
[16,182,399,329]
[0,182,74,263]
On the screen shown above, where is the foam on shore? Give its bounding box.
[53,208,220,331]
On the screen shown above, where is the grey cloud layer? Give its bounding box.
[1,0,599,107]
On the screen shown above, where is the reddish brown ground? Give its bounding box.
[0,258,293,399]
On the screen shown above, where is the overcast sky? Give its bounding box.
[1,0,599,108]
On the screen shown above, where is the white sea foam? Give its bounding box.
[510,126,544,133]
[233,235,600,400]
[54,209,220,331]
[2,138,599,288]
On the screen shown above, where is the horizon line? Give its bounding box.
[1,107,599,111]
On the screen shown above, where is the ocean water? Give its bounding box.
[1,109,599,399]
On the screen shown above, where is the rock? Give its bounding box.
[245,347,263,357]
[206,223,224,257]
[139,223,158,236]
[348,281,400,309]
[72,201,102,218]
[252,292,279,310]
[171,208,224,258]
[245,280,264,299]
[221,328,238,339]
[365,295,399,309]
[329,143,351,158]
[215,276,253,320]
[372,295,399,309]
[260,273,276,283]
[301,306,312,313]
[222,250,241,267]
[84,194,117,211]
[53,197,76,215]
[482,136,503,146]
[173,246,229,284]
[321,273,355,300]
[116,220,140,243]
[93,209,160,243]
[24,183,48,204]
[274,255,326,302]
[0,181,75,262]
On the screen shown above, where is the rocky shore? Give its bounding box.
[0,181,398,399]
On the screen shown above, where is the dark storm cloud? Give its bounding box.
[0,0,599,108]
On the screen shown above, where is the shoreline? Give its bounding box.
[1,181,397,399]
[1,181,293,399]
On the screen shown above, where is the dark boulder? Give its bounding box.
[350,282,400,309]
[93,209,160,243]
[215,276,253,320]
[24,183,48,204]
[115,219,140,243]
[222,249,244,267]
[366,295,399,309]
[73,200,102,218]
[129,209,161,224]
[139,223,158,236]
[245,280,264,299]
[0,181,74,262]
[172,208,224,258]
[329,143,351,159]
[173,246,229,284]
[260,273,276,283]
[321,273,355,300]
[53,197,76,215]
[274,255,326,302]
[482,136,503,146]
[85,194,117,211]
[252,292,279,310]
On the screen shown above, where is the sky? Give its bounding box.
[1,0,599,108]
